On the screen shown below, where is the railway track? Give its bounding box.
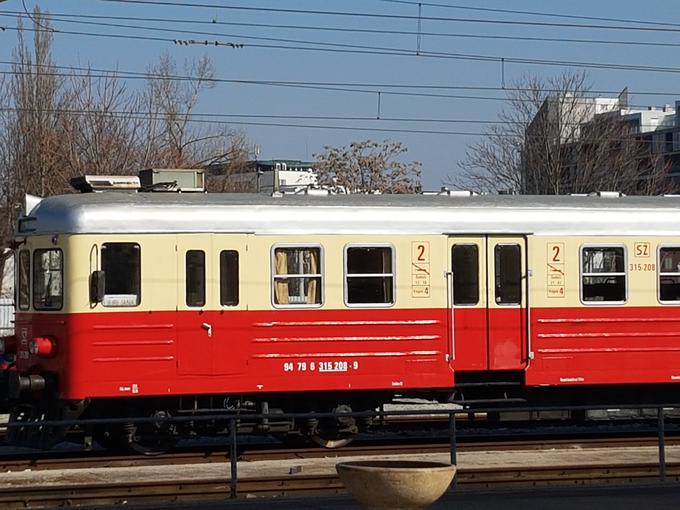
[2,436,676,472]
[0,461,678,508]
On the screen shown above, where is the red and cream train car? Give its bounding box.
[5,189,680,448]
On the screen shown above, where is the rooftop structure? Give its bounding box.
[207,159,318,193]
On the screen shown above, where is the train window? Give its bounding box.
[658,247,680,302]
[581,246,626,303]
[272,246,322,306]
[101,243,141,307]
[452,244,479,305]
[494,244,521,305]
[345,246,394,306]
[186,250,206,307]
[17,250,30,310]
[220,250,239,306]
[33,249,63,310]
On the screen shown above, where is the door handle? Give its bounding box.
[201,322,213,338]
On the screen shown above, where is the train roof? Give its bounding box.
[18,192,680,237]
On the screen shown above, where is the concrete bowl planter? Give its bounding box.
[336,460,456,510]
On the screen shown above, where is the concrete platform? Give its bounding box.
[1,445,678,488]
[0,445,680,492]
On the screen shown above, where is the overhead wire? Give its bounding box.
[0,9,677,141]
[0,68,635,110]
[1,62,679,112]
[375,0,680,29]
[1,58,679,99]
[3,10,680,50]
[0,106,673,143]
[6,21,680,78]
[95,0,680,34]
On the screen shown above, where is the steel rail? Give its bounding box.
[0,462,679,508]
[1,437,677,473]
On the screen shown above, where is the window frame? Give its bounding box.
[343,243,396,308]
[101,242,141,308]
[270,244,324,309]
[657,244,680,305]
[17,249,30,311]
[579,244,628,305]
[493,243,522,306]
[32,248,64,311]
[185,249,206,308]
[451,243,480,306]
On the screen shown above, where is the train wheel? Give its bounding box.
[310,434,354,449]
[310,404,357,448]
[128,433,178,456]
[124,411,178,456]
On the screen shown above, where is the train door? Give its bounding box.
[448,236,527,371]
[487,236,527,370]
[210,234,248,375]
[448,237,488,370]
[176,234,213,375]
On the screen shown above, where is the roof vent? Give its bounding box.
[300,187,330,196]
[589,191,625,198]
[70,175,141,193]
[424,187,477,196]
[138,168,205,192]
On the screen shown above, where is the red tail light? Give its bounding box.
[28,336,57,358]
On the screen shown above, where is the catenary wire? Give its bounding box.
[6,23,680,78]
[0,63,678,112]
[4,11,680,50]
[375,0,680,29]
[0,106,673,142]
[1,59,679,99]
[95,0,680,34]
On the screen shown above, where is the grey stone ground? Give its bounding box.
[84,483,680,510]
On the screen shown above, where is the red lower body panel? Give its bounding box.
[16,308,454,400]
[14,305,680,400]
[526,307,680,386]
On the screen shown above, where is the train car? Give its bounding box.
[4,180,680,451]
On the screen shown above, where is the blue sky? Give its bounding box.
[2,0,680,188]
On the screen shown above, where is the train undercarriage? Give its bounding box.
[7,371,680,453]
[7,390,393,453]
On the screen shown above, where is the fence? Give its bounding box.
[3,402,677,498]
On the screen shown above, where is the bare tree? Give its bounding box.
[0,10,255,271]
[141,54,249,169]
[204,131,256,192]
[315,140,421,193]
[59,69,141,177]
[454,71,676,195]
[0,10,67,244]
[565,114,673,195]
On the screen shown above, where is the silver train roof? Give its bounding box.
[18,192,680,236]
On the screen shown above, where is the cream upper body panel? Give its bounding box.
[528,235,680,308]
[37,233,447,313]
[19,193,680,314]
[246,234,446,311]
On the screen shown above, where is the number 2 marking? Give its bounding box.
[551,245,561,262]
[416,244,426,261]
